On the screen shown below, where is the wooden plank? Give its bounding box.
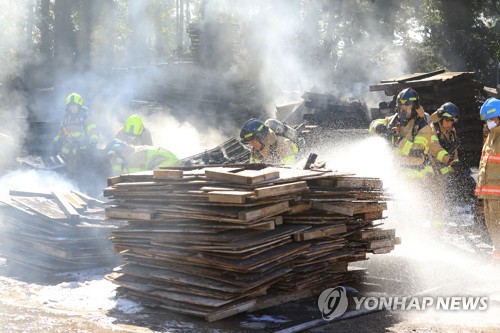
[11,196,68,221]
[362,211,384,220]
[336,178,383,189]
[107,176,122,186]
[293,224,347,241]
[208,191,254,204]
[105,207,153,220]
[0,198,37,217]
[238,201,290,221]
[366,238,396,250]
[206,300,256,322]
[250,289,321,312]
[310,201,354,216]
[372,245,395,254]
[200,186,239,192]
[52,191,80,221]
[287,203,310,214]
[349,228,395,241]
[380,69,445,83]
[369,79,436,92]
[253,181,308,199]
[72,190,105,207]
[153,169,184,179]
[63,193,85,213]
[65,192,88,210]
[205,168,279,185]
[8,190,52,198]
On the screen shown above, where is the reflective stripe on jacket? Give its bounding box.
[476,127,500,199]
[53,112,99,157]
[370,111,433,179]
[429,122,459,175]
[109,144,179,176]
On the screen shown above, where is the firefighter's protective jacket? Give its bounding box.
[369,107,433,178]
[249,130,299,166]
[429,122,459,175]
[476,126,500,199]
[53,111,99,159]
[115,127,153,146]
[109,144,179,176]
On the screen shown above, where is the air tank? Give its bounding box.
[264,118,299,143]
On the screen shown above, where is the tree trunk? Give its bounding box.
[439,0,473,70]
[152,0,165,57]
[39,0,51,61]
[26,0,34,52]
[176,0,184,55]
[54,0,75,73]
[128,1,150,64]
[76,0,93,72]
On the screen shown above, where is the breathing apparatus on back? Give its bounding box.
[264,118,299,144]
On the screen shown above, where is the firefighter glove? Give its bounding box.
[374,124,394,142]
[408,149,424,158]
[449,159,464,172]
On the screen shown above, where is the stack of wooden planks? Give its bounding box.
[104,165,398,321]
[0,190,121,272]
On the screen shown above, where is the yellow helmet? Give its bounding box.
[65,92,83,108]
[125,115,144,136]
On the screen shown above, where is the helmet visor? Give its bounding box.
[441,112,458,123]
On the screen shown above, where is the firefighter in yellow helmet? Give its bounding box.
[53,92,100,177]
[369,88,433,179]
[106,139,180,176]
[115,114,153,146]
[239,118,299,166]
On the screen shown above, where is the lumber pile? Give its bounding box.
[104,165,398,321]
[0,190,121,272]
[301,90,371,129]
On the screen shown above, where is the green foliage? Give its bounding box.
[4,0,499,87]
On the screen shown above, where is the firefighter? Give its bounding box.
[476,97,500,263]
[53,92,99,178]
[239,118,299,166]
[115,114,153,146]
[369,87,434,179]
[428,102,476,206]
[429,102,461,174]
[106,139,179,176]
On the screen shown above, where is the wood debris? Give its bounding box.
[104,165,398,321]
[0,190,121,273]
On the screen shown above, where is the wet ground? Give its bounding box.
[1,225,499,333]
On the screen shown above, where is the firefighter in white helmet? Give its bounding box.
[476,97,500,263]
